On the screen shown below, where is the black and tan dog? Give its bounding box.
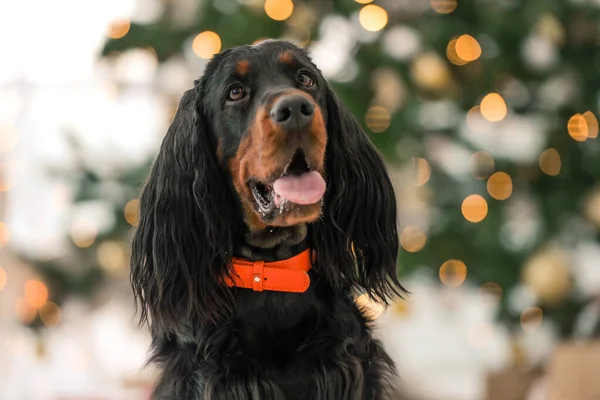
[131,39,406,399]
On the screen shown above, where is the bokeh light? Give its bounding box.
[414,157,431,186]
[124,198,140,227]
[0,221,9,246]
[439,259,468,287]
[567,113,587,142]
[354,0,374,3]
[480,93,508,122]
[264,0,294,21]
[478,282,503,302]
[430,0,457,14]
[365,106,391,133]
[470,151,495,180]
[70,218,98,248]
[583,111,599,139]
[446,37,467,66]
[539,148,561,176]
[359,5,388,32]
[39,302,62,328]
[487,172,513,200]
[25,279,48,309]
[97,241,128,272]
[106,18,130,39]
[521,306,543,332]
[454,35,482,63]
[0,267,6,291]
[462,194,488,223]
[411,52,451,91]
[192,31,222,59]
[400,226,427,253]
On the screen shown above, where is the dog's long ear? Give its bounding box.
[313,85,406,303]
[131,87,236,332]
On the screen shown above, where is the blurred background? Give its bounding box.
[1,0,600,399]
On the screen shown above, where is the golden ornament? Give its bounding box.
[522,246,572,305]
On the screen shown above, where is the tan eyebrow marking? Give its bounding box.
[235,59,250,76]
[279,50,295,65]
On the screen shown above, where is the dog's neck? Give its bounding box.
[234,224,309,262]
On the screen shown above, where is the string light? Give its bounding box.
[25,280,48,309]
[439,259,468,287]
[264,0,294,21]
[520,306,543,332]
[107,18,130,39]
[430,0,457,14]
[539,148,561,176]
[487,172,512,200]
[0,267,6,291]
[400,226,427,253]
[192,31,222,59]
[0,222,9,246]
[470,151,495,180]
[39,302,62,327]
[359,5,388,32]
[365,106,391,133]
[414,157,431,186]
[462,194,488,223]
[480,93,508,122]
[124,198,140,227]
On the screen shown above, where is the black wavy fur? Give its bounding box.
[131,40,406,399]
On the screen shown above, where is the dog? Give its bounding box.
[131,39,406,399]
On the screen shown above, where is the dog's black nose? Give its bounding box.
[270,95,314,131]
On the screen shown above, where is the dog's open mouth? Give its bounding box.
[248,150,326,214]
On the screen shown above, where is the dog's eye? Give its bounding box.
[297,72,315,88]
[227,85,245,101]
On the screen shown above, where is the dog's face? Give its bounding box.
[201,41,328,229]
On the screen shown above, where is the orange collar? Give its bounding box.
[224,249,312,293]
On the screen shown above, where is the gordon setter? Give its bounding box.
[131,39,406,399]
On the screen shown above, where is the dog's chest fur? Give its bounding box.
[189,281,391,400]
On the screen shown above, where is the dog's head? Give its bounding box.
[131,40,403,330]
[202,40,328,228]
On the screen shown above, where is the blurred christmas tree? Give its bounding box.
[24,0,600,342]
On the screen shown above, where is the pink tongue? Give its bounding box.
[273,171,326,206]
